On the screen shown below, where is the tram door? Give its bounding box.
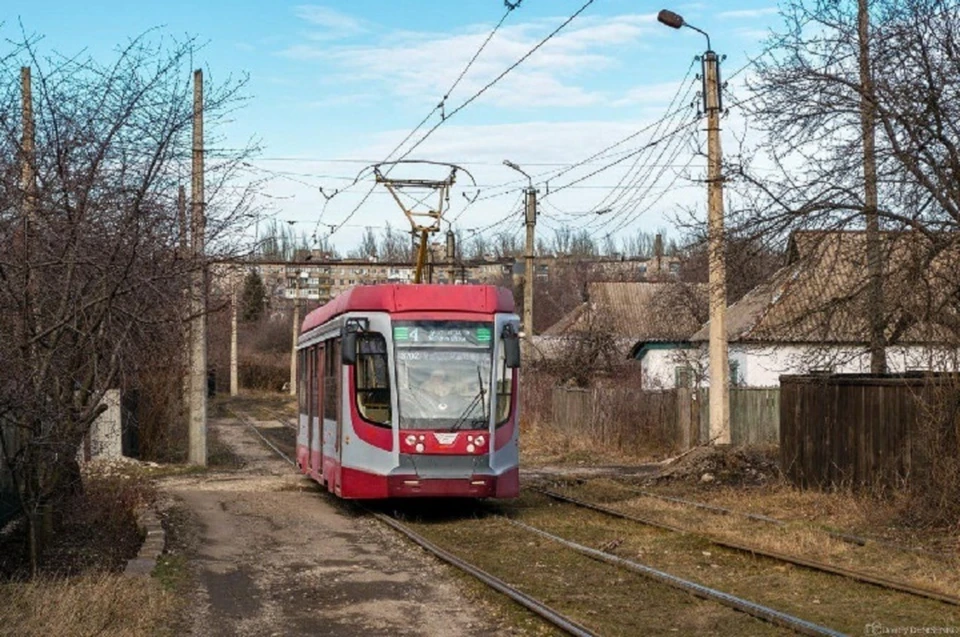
[333,338,342,461]
[315,343,325,481]
[307,346,317,478]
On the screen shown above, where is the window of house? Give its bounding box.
[355,333,391,426]
[675,366,693,388]
[729,360,741,386]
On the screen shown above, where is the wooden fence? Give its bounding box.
[697,388,780,446]
[780,373,960,489]
[550,386,679,454]
[551,386,780,453]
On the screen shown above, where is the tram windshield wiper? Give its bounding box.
[450,367,487,432]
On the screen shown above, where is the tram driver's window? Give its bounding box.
[496,337,515,425]
[356,333,391,426]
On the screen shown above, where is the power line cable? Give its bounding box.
[320,2,528,240]
[394,0,597,163]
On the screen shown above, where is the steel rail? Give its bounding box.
[535,488,960,607]
[263,407,298,432]
[507,518,845,637]
[230,406,597,636]
[602,481,955,561]
[371,511,597,637]
[229,407,297,466]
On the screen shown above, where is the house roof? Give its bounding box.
[542,281,707,343]
[691,230,960,344]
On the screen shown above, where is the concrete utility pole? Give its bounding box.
[858,0,886,374]
[504,160,537,341]
[179,185,191,422]
[703,50,730,444]
[523,186,537,338]
[230,274,239,396]
[446,230,457,284]
[189,69,207,466]
[290,269,300,396]
[658,9,730,444]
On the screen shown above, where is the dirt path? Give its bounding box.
[158,415,498,637]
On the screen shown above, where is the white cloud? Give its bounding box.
[278,14,661,110]
[717,8,779,20]
[293,5,367,39]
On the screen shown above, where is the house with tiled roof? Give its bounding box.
[533,281,707,386]
[672,230,960,388]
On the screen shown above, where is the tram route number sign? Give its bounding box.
[394,325,491,345]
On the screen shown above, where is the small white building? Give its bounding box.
[640,231,960,388]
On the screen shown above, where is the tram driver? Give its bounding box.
[420,369,453,399]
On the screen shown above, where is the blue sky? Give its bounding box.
[4,1,783,253]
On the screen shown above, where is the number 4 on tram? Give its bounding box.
[295,283,521,499]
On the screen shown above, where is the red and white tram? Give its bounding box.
[295,284,521,499]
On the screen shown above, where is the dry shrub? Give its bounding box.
[0,463,155,578]
[593,367,677,456]
[520,364,674,463]
[906,380,960,528]
[134,361,188,463]
[520,364,556,429]
[239,353,289,392]
[238,313,293,391]
[0,573,175,637]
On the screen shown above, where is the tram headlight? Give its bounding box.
[405,435,416,445]
[415,443,424,453]
[475,436,485,447]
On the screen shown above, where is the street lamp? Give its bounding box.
[659,8,730,445]
[503,160,538,341]
[657,9,711,50]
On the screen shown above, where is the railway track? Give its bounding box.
[230,405,865,635]
[589,479,957,562]
[534,487,960,607]
[261,407,298,432]
[229,406,594,636]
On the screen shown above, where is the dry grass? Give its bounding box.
[0,573,177,637]
[519,420,650,467]
[404,511,786,636]
[505,491,960,635]
[555,478,960,597]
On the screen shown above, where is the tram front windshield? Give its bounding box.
[394,321,493,431]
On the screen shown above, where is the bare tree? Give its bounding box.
[0,32,255,574]
[348,226,379,260]
[727,0,960,353]
[379,222,412,262]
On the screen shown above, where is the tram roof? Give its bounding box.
[300,284,515,335]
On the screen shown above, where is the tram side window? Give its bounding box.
[496,338,515,425]
[355,333,391,426]
[323,338,340,421]
[298,349,307,416]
